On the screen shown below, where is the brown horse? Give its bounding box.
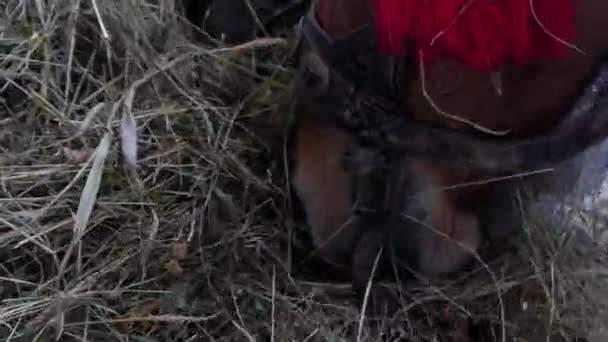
[290,0,608,287]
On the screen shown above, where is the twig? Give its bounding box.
[418,50,510,136]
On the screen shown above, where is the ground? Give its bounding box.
[1,1,608,341]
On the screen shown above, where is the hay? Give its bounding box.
[1,1,607,341]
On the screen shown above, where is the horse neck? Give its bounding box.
[315,0,373,36]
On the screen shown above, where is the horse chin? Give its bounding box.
[381,210,481,278]
[416,210,482,276]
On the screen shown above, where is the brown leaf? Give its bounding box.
[520,286,547,306]
[171,241,188,260]
[164,259,183,276]
[448,317,471,342]
[63,147,92,165]
[439,305,471,342]
[114,319,131,334]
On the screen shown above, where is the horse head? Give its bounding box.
[291,0,608,290]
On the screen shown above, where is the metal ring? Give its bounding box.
[299,52,330,97]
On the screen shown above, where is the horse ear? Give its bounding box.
[372,0,578,71]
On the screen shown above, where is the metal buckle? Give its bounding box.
[298,52,330,97]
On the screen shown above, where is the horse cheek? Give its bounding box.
[291,113,353,266]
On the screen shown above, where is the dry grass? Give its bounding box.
[1,1,608,341]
